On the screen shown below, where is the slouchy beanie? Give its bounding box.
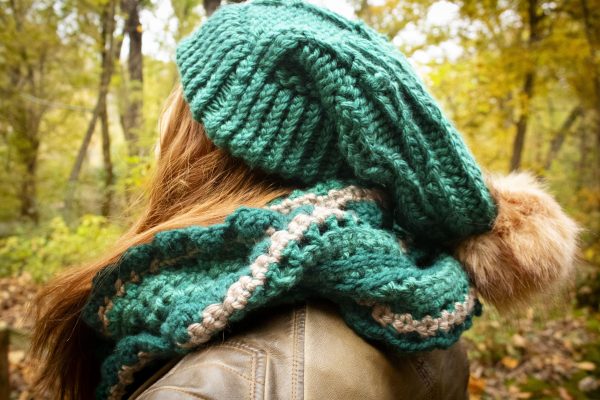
[175,0,498,242]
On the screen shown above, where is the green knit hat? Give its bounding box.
[175,0,497,241]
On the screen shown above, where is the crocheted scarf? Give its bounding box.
[83,181,481,400]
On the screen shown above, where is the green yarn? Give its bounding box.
[83,181,482,400]
[176,0,497,242]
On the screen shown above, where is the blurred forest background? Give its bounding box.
[0,0,599,398]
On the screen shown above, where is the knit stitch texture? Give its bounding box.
[83,181,481,400]
[176,0,497,241]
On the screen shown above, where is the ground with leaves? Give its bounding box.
[464,306,600,399]
[1,274,599,399]
[0,275,39,400]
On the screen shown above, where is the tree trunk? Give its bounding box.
[576,125,589,190]
[64,0,118,215]
[544,105,583,171]
[18,138,39,223]
[0,324,7,400]
[509,0,541,172]
[204,0,221,16]
[121,0,144,157]
[580,0,600,153]
[510,71,535,171]
[100,99,114,217]
[7,0,45,224]
[14,97,43,224]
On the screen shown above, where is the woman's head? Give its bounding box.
[30,85,291,400]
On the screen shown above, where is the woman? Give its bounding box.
[32,1,579,399]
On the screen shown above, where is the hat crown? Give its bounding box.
[176,0,497,241]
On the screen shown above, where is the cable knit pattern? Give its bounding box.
[83,181,481,400]
[175,0,497,241]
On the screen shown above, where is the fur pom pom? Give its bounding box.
[455,172,580,311]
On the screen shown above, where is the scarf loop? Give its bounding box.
[83,181,481,399]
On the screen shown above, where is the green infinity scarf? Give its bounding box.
[83,180,481,399]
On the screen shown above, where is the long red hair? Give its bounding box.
[30,86,292,399]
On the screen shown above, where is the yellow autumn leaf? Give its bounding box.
[501,356,520,369]
[468,375,486,395]
[576,361,596,371]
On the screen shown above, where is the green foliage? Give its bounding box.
[171,0,204,39]
[0,215,121,282]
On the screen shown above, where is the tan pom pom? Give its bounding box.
[455,172,580,311]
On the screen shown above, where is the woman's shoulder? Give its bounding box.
[130,300,469,400]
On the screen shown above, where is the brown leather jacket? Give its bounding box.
[130,300,470,400]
